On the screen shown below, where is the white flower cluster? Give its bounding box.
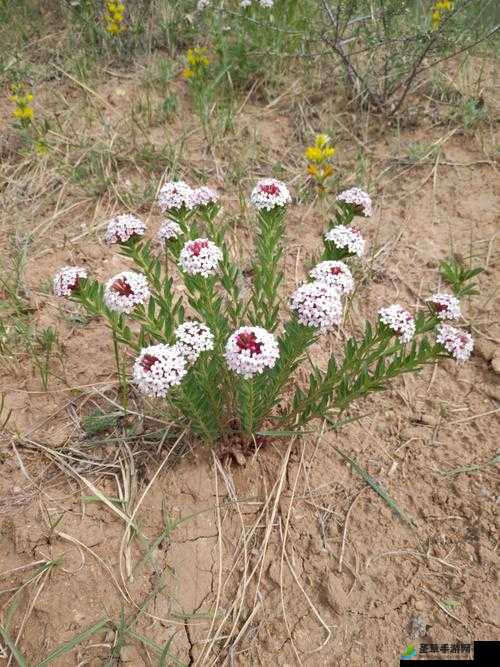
[133,344,187,398]
[290,281,342,330]
[324,225,365,257]
[197,0,210,9]
[436,324,473,362]
[178,238,223,277]
[378,304,416,344]
[309,260,354,295]
[53,266,88,297]
[104,271,150,314]
[429,292,461,320]
[158,181,196,212]
[336,188,372,218]
[104,214,145,245]
[250,178,291,211]
[175,321,214,364]
[192,186,219,208]
[157,220,183,243]
[240,0,274,7]
[225,326,279,379]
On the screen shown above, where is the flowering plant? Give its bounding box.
[53,180,480,448]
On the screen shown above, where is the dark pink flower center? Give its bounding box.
[140,354,159,373]
[260,183,280,196]
[330,266,342,275]
[236,332,262,355]
[112,278,133,297]
[68,276,80,292]
[434,301,447,312]
[189,240,209,256]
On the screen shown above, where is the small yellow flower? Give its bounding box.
[305,146,323,163]
[105,1,126,35]
[10,86,34,125]
[183,47,210,82]
[305,133,336,187]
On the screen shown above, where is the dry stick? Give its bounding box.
[338,485,369,575]
[421,586,469,628]
[206,460,252,663]
[10,570,50,667]
[195,455,225,667]
[57,531,129,603]
[208,450,295,661]
[199,453,242,665]
[279,441,333,658]
[118,431,186,593]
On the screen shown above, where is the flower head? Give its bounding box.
[178,238,223,277]
[133,344,187,398]
[175,321,214,364]
[225,326,279,378]
[157,220,183,243]
[10,86,34,124]
[250,178,291,211]
[289,281,342,330]
[104,271,150,313]
[309,260,354,295]
[158,181,195,213]
[436,324,473,362]
[105,1,126,35]
[197,0,210,9]
[192,186,219,208]
[53,266,88,297]
[336,188,372,218]
[324,225,365,257]
[428,292,461,321]
[183,47,210,80]
[378,304,415,343]
[104,214,145,245]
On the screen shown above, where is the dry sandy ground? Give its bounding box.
[0,58,499,666]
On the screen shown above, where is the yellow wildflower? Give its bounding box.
[431,0,453,30]
[182,47,210,81]
[305,133,336,188]
[10,87,34,125]
[105,1,126,35]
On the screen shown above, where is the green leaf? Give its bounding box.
[0,625,28,667]
[36,619,109,667]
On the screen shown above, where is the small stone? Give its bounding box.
[475,340,495,362]
[491,353,500,375]
[408,613,427,637]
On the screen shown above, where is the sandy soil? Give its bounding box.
[1,55,499,666]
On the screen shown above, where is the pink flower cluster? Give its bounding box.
[324,226,365,257]
[157,220,183,243]
[336,188,372,218]
[104,271,150,314]
[133,344,187,398]
[53,266,87,297]
[175,321,214,364]
[158,181,219,213]
[378,304,416,343]
[225,326,279,378]
[309,260,354,295]
[178,238,223,277]
[250,178,291,211]
[290,281,342,330]
[429,293,461,320]
[436,324,473,362]
[105,214,145,245]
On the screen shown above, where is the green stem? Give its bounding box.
[112,328,128,413]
